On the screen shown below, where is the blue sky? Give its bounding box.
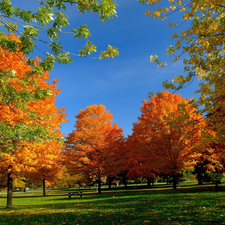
[8,1,200,138]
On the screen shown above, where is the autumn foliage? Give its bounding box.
[128,91,206,188]
[0,34,67,207]
[65,104,124,193]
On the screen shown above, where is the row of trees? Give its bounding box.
[1,87,224,207]
[0,36,224,207]
[64,91,224,192]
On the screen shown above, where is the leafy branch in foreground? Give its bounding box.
[142,0,225,146]
[0,0,119,73]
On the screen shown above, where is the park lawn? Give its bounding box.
[0,187,225,225]
[0,181,201,197]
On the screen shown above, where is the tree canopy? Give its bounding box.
[65,104,124,193]
[142,0,225,146]
[129,91,207,189]
[0,33,67,208]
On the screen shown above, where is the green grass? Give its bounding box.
[0,186,225,224]
[0,180,206,197]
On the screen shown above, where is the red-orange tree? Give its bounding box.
[129,91,206,189]
[65,104,124,193]
[0,34,67,207]
[125,136,157,187]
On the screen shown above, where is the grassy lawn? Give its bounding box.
[0,186,225,224]
[0,180,205,197]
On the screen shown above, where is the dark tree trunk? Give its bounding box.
[97,179,101,194]
[147,177,151,187]
[197,174,203,185]
[108,177,112,190]
[43,179,46,196]
[215,181,219,192]
[6,173,13,208]
[123,176,127,188]
[151,178,155,186]
[172,174,177,190]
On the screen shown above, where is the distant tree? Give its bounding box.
[194,148,224,185]
[24,141,64,196]
[130,91,206,189]
[65,104,124,194]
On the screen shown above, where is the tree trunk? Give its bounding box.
[147,177,151,187]
[43,179,46,196]
[108,177,112,190]
[197,174,203,185]
[6,173,13,208]
[123,176,127,188]
[215,181,219,192]
[151,178,154,186]
[97,178,101,194]
[172,174,177,190]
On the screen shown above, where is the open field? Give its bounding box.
[0,185,225,225]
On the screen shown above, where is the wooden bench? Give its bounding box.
[68,192,82,198]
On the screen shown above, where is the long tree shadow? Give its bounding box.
[0,188,224,224]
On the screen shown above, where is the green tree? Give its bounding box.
[0,0,119,74]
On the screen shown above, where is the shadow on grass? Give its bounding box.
[0,187,225,224]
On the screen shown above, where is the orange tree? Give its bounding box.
[129,91,206,189]
[24,140,64,196]
[194,148,224,185]
[0,34,67,207]
[124,136,157,187]
[65,104,124,194]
